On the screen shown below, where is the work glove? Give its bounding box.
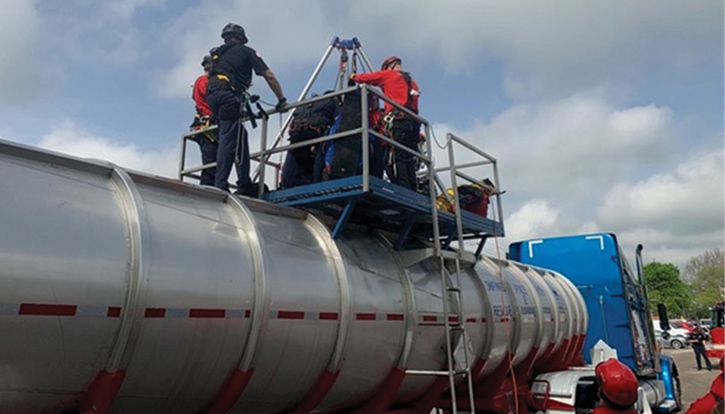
[275,97,288,112]
[348,73,357,86]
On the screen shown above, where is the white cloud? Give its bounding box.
[106,0,164,20]
[346,0,721,98]
[0,0,50,102]
[40,0,165,66]
[504,199,561,243]
[37,122,179,177]
[154,0,721,100]
[597,150,724,238]
[154,0,332,98]
[437,91,722,268]
[436,91,674,206]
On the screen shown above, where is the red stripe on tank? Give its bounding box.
[466,317,477,323]
[189,308,226,318]
[19,303,77,316]
[244,309,251,318]
[144,308,166,318]
[106,306,122,317]
[386,313,404,321]
[319,312,339,320]
[277,310,305,319]
[422,315,438,322]
[356,313,376,320]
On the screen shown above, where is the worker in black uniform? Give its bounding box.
[690,326,713,370]
[206,23,287,196]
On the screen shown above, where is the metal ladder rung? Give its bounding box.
[406,368,470,376]
[420,322,465,329]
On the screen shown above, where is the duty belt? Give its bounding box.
[214,74,249,94]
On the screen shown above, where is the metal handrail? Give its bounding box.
[177,89,505,242]
[444,132,506,243]
[254,85,434,195]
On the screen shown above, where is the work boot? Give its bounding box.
[234,189,256,198]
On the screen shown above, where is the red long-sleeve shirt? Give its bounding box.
[192,74,212,117]
[685,374,723,414]
[353,69,419,114]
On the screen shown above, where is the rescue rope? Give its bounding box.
[428,125,449,150]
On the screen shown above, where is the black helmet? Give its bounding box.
[221,23,248,44]
[201,55,211,67]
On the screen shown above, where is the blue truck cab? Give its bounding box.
[509,233,682,411]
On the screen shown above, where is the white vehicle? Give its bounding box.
[653,323,690,339]
[654,330,689,350]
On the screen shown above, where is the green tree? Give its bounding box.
[643,261,692,317]
[690,265,725,318]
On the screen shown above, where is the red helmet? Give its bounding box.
[381,56,401,70]
[595,359,638,407]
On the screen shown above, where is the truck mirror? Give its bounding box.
[657,303,669,331]
[635,244,644,284]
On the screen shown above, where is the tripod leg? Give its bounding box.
[251,40,337,182]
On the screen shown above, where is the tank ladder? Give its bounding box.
[404,127,477,414]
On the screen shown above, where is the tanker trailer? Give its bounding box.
[0,138,586,414]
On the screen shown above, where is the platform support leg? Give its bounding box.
[332,199,356,239]
[394,215,418,250]
[475,236,488,259]
[442,232,455,250]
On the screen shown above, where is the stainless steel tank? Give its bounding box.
[0,140,588,414]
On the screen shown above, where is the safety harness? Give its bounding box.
[381,71,418,136]
[190,114,217,143]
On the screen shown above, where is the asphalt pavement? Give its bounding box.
[662,348,720,410]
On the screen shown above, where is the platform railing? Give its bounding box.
[439,132,506,255]
[177,86,504,242]
[251,85,434,197]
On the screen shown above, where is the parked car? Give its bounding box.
[671,319,695,332]
[654,330,689,349]
[652,321,691,338]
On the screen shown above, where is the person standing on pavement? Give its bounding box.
[350,56,421,191]
[593,358,639,414]
[205,23,287,196]
[691,326,714,371]
[190,55,217,186]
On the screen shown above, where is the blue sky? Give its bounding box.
[1,0,722,269]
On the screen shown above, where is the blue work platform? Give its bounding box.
[263,175,503,250]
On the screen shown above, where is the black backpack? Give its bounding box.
[289,93,339,134]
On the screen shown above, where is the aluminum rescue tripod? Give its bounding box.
[250,37,374,183]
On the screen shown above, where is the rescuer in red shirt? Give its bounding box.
[190,55,218,186]
[685,359,724,414]
[350,56,421,191]
[593,359,639,414]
